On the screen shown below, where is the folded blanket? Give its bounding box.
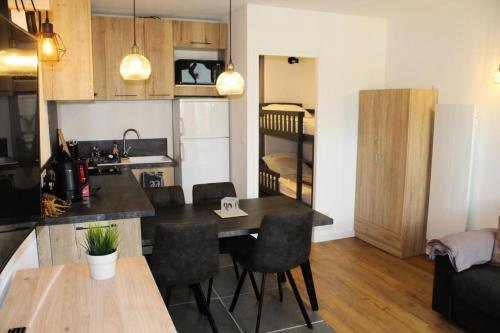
[427,228,497,272]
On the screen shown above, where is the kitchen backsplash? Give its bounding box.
[77,138,169,159]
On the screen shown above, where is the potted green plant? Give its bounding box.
[83,224,119,280]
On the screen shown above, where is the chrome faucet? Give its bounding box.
[122,128,140,157]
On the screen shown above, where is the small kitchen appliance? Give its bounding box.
[175,59,224,85]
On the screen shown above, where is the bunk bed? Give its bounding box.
[259,103,315,206]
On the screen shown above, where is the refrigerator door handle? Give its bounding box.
[180,143,185,161]
[180,117,185,136]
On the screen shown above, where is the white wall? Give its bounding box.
[262,56,316,159]
[386,0,500,230]
[57,100,174,155]
[263,55,317,108]
[229,5,248,198]
[232,4,387,240]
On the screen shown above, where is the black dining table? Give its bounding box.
[141,195,333,311]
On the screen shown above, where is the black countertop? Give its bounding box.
[40,170,154,225]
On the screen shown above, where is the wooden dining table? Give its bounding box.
[0,257,176,333]
[141,195,333,311]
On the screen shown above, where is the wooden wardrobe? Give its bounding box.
[354,89,438,258]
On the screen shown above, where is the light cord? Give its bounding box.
[229,0,232,63]
[133,0,137,48]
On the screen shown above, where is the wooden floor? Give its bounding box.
[292,238,463,333]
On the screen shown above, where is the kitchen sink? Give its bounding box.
[98,155,173,167]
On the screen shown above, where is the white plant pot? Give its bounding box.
[86,251,117,280]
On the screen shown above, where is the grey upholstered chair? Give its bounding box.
[143,185,185,207]
[229,211,315,333]
[192,182,261,298]
[150,222,219,333]
[192,182,237,204]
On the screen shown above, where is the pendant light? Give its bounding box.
[120,0,151,80]
[38,12,66,62]
[216,0,245,96]
[493,65,500,85]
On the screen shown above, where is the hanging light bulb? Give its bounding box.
[216,0,245,95]
[38,12,66,62]
[493,65,500,85]
[120,0,151,80]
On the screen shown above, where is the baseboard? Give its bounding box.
[312,226,355,243]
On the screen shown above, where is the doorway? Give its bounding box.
[257,55,317,206]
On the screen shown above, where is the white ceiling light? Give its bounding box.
[216,0,245,96]
[120,0,151,80]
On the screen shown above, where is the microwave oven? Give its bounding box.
[175,59,225,85]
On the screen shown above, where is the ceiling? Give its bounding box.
[91,0,453,20]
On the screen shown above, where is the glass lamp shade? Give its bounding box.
[120,51,151,80]
[216,64,245,95]
[494,66,500,85]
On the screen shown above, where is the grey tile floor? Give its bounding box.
[160,255,336,333]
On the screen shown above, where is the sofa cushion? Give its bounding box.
[451,263,500,319]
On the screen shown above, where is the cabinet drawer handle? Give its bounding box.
[149,93,171,96]
[115,93,138,97]
[76,224,115,231]
[190,41,212,45]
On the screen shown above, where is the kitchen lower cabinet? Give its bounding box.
[130,167,175,187]
[36,218,142,266]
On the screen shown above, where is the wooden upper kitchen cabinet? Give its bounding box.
[42,0,94,101]
[173,21,228,49]
[92,16,146,100]
[144,18,174,99]
[92,16,174,100]
[354,89,438,258]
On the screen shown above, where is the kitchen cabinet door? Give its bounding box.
[144,19,174,100]
[42,0,94,101]
[173,21,227,49]
[92,16,146,100]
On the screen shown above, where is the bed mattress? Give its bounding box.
[279,175,312,205]
[302,117,315,136]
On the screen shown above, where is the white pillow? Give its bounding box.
[262,104,313,118]
[262,153,312,180]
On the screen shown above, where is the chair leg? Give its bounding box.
[190,284,207,315]
[276,273,283,302]
[248,271,261,299]
[229,269,247,312]
[301,260,319,311]
[278,271,286,283]
[193,283,219,333]
[165,286,173,306]
[207,278,213,308]
[286,270,313,329]
[255,273,267,333]
[232,255,240,280]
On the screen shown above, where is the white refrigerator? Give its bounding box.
[173,98,230,203]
